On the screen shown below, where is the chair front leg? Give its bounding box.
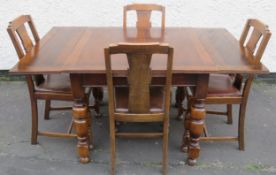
[238,102,247,150]
[31,99,39,144]
[175,87,186,120]
[175,87,185,107]
[92,87,103,118]
[162,119,169,175]
[86,108,94,150]
[110,117,116,175]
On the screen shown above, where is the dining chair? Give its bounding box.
[105,43,173,175]
[7,15,95,146]
[180,19,272,151]
[123,3,165,30]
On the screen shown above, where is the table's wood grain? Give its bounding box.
[10,27,269,75]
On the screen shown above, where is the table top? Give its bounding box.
[9,27,269,75]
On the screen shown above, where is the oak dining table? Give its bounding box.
[9,27,269,165]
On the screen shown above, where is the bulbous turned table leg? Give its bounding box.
[73,103,90,163]
[187,100,205,166]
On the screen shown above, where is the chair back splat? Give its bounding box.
[7,15,44,86]
[123,3,165,30]
[240,19,272,64]
[239,19,272,94]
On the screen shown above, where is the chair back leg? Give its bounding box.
[227,104,233,124]
[180,99,192,152]
[44,100,51,120]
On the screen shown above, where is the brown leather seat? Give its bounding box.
[36,74,72,93]
[186,74,241,98]
[207,74,241,97]
[114,86,164,112]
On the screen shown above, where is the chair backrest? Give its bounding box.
[236,19,271,97]
[239,19,271,64]
[7,15,44,86]
[105,43,173,116]
[7,15,40,59]
[123,3,165,30]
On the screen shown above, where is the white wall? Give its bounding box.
[0,0,275,71]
